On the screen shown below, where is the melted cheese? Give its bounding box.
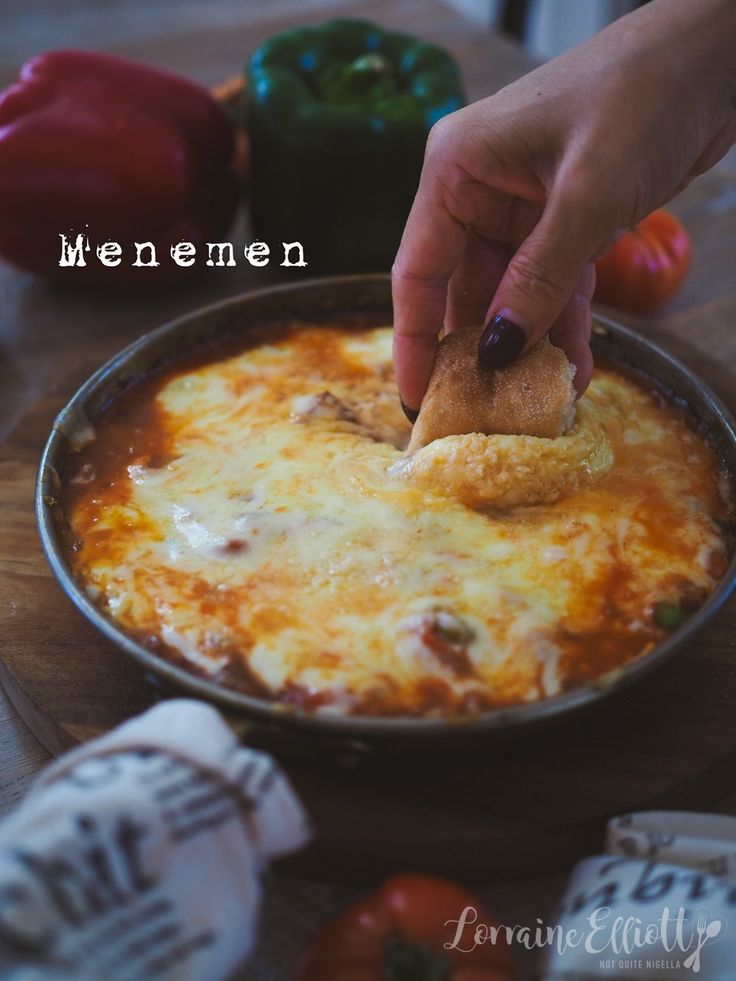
[61,324,732,717]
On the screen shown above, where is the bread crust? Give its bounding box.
[408,328,577,453]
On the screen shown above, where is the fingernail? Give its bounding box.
[400,398,419,423]
[478,315,527,371]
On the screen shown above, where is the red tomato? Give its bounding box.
[297,874,516,980]
[594,209,692,315]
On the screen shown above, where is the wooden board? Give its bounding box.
[3,0,736,885]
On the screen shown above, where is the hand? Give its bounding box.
[392,0,736,414]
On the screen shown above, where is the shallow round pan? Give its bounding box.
[36,274,736,745]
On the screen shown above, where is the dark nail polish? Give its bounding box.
[478,315,526,371]
[400,398,419,423]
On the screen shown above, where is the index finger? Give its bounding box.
[391,187,467,411]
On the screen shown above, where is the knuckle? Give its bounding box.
[554,162,618,236]
[392,255,424,284]
[391,258,448,298]
[424,113,457,160]
[506,251,567,306]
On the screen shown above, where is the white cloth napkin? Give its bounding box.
[542,811,736,979]
[0,699,310,980]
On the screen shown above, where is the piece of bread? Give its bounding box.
[408,326,577,453]
[392,402,614,509]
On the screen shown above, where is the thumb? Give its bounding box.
[478,189,606,370]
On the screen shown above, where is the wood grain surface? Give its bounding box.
[2,0,736,973]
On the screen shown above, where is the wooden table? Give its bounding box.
[2,1,736,977]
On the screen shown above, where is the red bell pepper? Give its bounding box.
[0,50,239,286]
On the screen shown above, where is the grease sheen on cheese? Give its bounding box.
[61,323,732,717]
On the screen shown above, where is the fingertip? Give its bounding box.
[549,306,594,396]
[392,332,438,415]
[549,322,593,395]
[570,342,594,397]
[400,399,419,423]
[478,313,528,371]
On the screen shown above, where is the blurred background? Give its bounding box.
[1,0,647,82]
[449,0,643,55]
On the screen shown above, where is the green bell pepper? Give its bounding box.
[247,19,466,273]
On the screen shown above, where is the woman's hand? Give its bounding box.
[392,0,736,415]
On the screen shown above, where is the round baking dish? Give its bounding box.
[36,274,736,745]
